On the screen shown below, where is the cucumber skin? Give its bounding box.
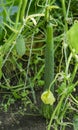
[45,23,54,91]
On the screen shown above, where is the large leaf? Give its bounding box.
[67,22,78,54]
[73,115,78,130]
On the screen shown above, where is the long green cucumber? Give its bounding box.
[45,22,54,91]
[41,22,54,119]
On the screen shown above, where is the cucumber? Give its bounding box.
[16,35,26,57]
[41,22,54,119]
[45,22,54,91]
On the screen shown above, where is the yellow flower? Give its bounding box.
[41,90,55,105]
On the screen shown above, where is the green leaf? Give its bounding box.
[57,82,66,94]
[21,91,27,97]
[13,92,21,99]
[73,115,78,130]
[16,35,26,57]
[67,22,78,54]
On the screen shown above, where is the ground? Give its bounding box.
[0,111,46,130]
[0,110,74,130]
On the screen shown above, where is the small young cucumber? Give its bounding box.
[16,35,26,57]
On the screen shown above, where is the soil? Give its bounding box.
[0,91,74,130]
[0,110,74,130]
[0,111,46,130]
[0,89,47,130]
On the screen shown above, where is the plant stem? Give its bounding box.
[61,0,68,32]
[20,0,27,22]
[15,0,22,29]
[66,52,72,77]
[71,62,78,82]
[61,0,68,78]
[47,94,65,130]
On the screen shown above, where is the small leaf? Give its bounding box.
[13,92,21,99]
[73,115,78,130]
[41,90,55,105]
[16,35,26,56]
[67,21,78,54]
[21,91,27,97]
[57,82,66,94]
